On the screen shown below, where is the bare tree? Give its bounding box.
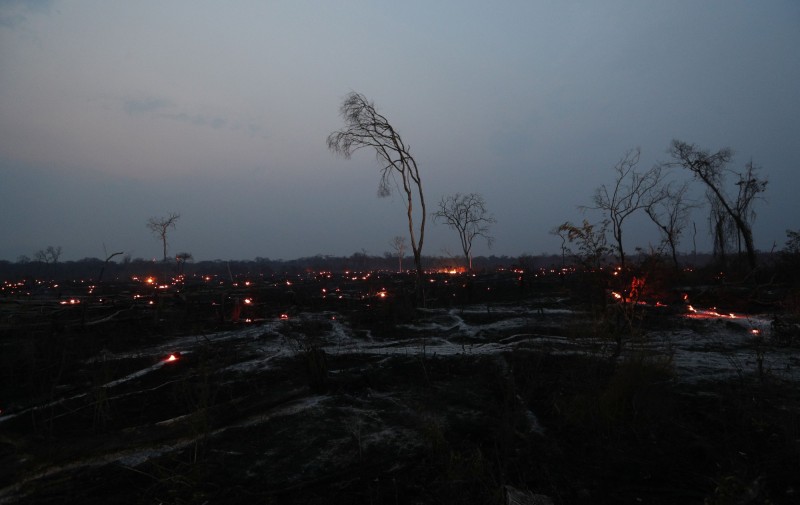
[34,245,62,264]
[668,140,767,269]
[97,250,124,282]
[583,148,665,267]
[147,212,180,262]
[34,245,62,278]
[644,181,696,268]
[550,224,570,270]
[433,192,495,271]
[175,251,193,275]
[327,92,427,299]
[390,235,407,272]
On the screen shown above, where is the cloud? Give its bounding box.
[122,97,172,115]
[119,96,262,138]
[160,112,227,130]
[0,0,53,28]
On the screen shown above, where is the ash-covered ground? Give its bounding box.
[1,270,799,504]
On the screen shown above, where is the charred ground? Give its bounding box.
[1,264,799,504]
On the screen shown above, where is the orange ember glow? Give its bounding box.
[280,313,289,320]
[165,354,179,362]
[685,304,743,320]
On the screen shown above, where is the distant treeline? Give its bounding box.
[0,251,726,282]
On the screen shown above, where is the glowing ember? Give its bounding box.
[685,305,743,320]
[280,313,289,320]
[165,354,179,362]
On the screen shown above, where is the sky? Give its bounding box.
[1,0,799,263]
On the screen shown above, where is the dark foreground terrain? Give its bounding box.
[1,270,799,504]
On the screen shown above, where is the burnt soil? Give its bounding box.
[1,273,799,504]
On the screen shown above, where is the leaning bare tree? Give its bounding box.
[583,148,665,267]
[327,92,427,300]
[668,140,767,269]
[433,192,495,271]
[147,212,181,263]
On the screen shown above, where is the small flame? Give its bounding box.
[165,354,179,362]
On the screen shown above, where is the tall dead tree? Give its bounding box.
[433,192,495,271]
[668,140,767,269]
[147,212,180,263]
[584,148,665,267]
[327,92,427,301]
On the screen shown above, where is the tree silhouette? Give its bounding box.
[328,92,427,302]
[147,213,180,263]
[668,140,767,269]
[433,192,495,271]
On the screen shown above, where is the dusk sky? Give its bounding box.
[2,1,798,263]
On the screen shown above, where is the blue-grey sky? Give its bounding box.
[1,0,798,262]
